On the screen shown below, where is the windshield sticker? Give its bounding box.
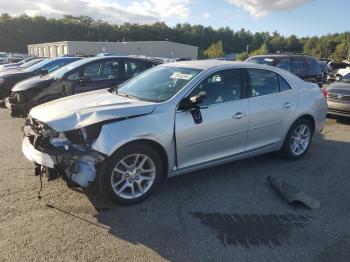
[264,58,274,62]
[170,72,194,80]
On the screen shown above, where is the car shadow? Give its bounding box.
[327,115,350,125]
[78,134,350,261]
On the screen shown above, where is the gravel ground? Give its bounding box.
[0,109,350,262]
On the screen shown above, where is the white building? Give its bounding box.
[27,41,198,59]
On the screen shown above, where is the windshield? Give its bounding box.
[23,59,52,72]
[340,73,350,83]
[116,66,202,102]
[48,58,88,80]
[19,58,43,68]
[246,57,275,65]
[0,54,6,58]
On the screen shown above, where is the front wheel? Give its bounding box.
[281,118,314,160]
[97,144,163,205]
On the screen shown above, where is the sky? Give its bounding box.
[0,0,349,37]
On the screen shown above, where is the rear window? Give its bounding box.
[291,58,306,72]
[246,57,275,66]
[306,58,321,73]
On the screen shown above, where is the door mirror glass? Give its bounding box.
[38,69,48,75]
[79,74,91,82]
[178,93,206,110]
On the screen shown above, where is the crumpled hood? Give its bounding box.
[12,75,54,92]
[29,89,156,132]
[328,82,350,95]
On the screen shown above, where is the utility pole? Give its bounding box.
[246,45,249,54]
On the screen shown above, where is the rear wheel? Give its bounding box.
[281,118,314,160]
[97,143,163,205]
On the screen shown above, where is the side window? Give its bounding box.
[81,60,120,81]
[306,58,321,73]
[66,69,79,81]
[278,75,292,92]
[189,69,242,106]
[276,58,290,71]
[124,60,148,78]
[247,69,279,97]
[45,60,65,73]
[291,58,306,72]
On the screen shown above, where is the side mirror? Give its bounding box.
[178,93,206,111]
[38,69,48,75]
[79,75,91,83]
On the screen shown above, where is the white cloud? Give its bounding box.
[200,12,211,19]
[0,0,191,24]
[229,0,313,18]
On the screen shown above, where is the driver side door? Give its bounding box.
[175,69,249,170]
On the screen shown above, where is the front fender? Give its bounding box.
[91,106,177,173]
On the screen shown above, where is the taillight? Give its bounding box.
[321,87,328,98]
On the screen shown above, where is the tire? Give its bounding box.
[281,118,314,160]
[97,143,163,205]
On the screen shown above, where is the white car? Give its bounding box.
[22,60,328,204]
[0,52,8,64]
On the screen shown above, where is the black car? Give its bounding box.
[5,56,162,117]
[245,54,323,86]
[0,58,45,72]
[0,57,81,102]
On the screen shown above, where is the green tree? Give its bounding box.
[250,42,269,56]
[203,41,225,58]
[236,52,249,61]
[330,43,350,61]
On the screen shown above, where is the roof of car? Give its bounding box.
[248,53,315,59]
[162,59,279,70]
[79,55,163,64]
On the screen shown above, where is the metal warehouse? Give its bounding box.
[27,41,198,59]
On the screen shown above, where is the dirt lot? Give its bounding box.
[0,109,350,262]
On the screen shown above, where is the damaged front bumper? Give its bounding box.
[22,120,106,187]
[4,95,27,117]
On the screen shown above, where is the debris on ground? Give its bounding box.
[267,176,320,209]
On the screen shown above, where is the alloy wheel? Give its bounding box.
[110,153,156,199]
[290,124,311,156]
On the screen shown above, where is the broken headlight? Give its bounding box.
[64,123,102,146]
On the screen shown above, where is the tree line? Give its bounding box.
[0,14,349,61]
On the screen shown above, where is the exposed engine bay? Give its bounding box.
[23,116,106,187]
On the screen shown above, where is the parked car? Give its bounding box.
[0,57,81,102]
[0,58,45,72]
[245,54,323,86]
[5,56,162,117]
[22,60,327,204]
[327,72,350,117]
[0,52,8,64]
[0,57,36,70]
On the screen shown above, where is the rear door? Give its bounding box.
[175,69,249,169]
[246,68,298,150]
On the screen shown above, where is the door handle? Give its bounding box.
[283,102,293,109]
[232,112,245,119]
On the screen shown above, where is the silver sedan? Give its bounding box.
[22,60,327,204]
